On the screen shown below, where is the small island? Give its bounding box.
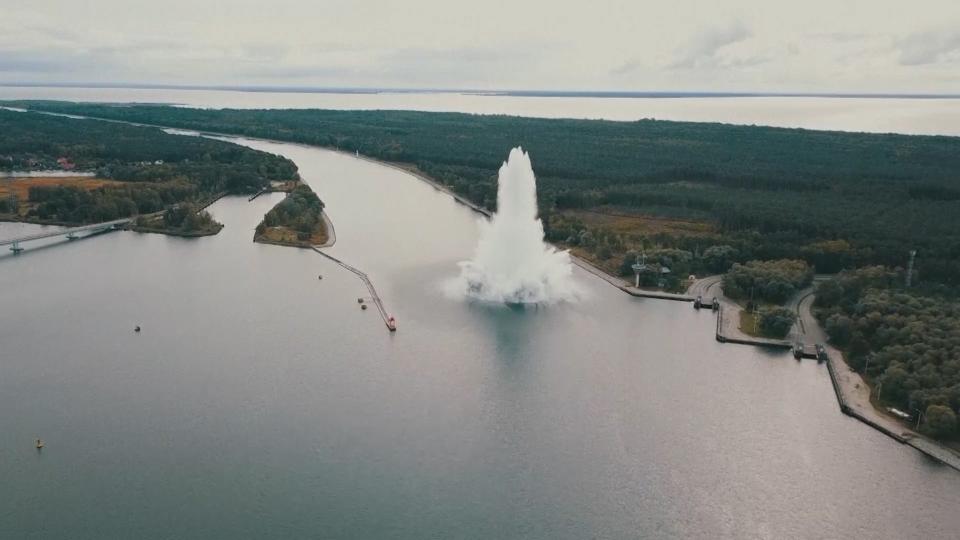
[254,183,329,247]
[132,202,224,237]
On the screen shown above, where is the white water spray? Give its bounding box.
[450,147,579,304]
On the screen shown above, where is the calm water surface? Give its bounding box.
[2,137,959,539]
[1,86,959,136]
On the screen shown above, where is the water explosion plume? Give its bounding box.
[452,147,579,304]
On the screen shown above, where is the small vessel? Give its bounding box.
[386,315,397,332]
[35,438,44,450]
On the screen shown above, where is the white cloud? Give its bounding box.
[667,21,752,69]
[1,1,959,93]
[898,30,960,65]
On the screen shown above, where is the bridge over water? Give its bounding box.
[0,218,131,253]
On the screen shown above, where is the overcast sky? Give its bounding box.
[2,0,959,93]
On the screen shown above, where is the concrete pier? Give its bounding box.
[312,247,395,332]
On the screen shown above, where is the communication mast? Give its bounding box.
[631,252,647,288]
[906,250,917,288]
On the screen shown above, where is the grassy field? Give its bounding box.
[256,224,328,247]
[0,176,125,217]
[559,209,716,238]
[739,310,763,338]
[0,176,121,199]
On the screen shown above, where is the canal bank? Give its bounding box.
[707,275,960,472]
[823,341,960,471]
[346,143,960,471]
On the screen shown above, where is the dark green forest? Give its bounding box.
[255,184,326,242]
[816,267,959,438]
[723,259,814,304]
[0,108,298,224]
[8,100,958,286]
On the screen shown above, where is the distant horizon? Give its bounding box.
[2,82,959,100]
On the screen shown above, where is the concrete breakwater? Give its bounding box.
[714,304,960,471]
[571,256,694,302]
[824,346,960,471]
[823,348,848,414]
[312,247,394,332]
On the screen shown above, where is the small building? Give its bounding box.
[657,267,672,289]
[56,157,76,170]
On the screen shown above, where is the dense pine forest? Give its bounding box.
[8,101,958,286]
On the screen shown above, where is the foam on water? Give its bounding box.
[449,147,579,304]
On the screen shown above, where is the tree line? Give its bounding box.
[255,184,326,242]
[11,101,957,285]
[815,267,959,439]
[0,108,299,225]
[7,101,957,436]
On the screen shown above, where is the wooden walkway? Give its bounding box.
[311,247,394,332]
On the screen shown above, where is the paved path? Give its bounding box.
[686,274,722,298]
[785,275,831,343]
[796,281,960,471]
[572,257,693,301]
[685,275,789,346]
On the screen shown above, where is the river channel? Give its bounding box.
[1,135,958,539]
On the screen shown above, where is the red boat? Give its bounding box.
[386,315,397,331]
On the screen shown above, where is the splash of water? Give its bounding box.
[451,147,579,304]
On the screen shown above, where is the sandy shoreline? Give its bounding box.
[316,210,336,248]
